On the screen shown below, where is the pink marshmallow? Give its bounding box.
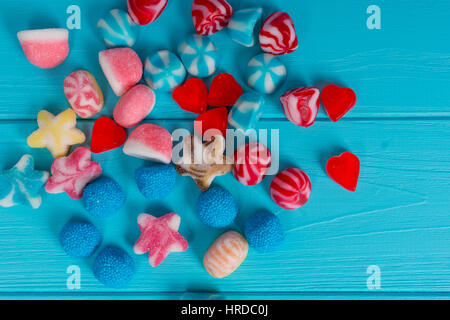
[123,123,172,163]
[98,48,143,96]
[113,84,155,128]
[17,28,69,69]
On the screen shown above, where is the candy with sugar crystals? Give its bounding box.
[134,212,188,267]
[64,70,104,119]
[0,155,49,209]
[144,50,186,92]
[178,34,218,78]
[196,186,238,228]
[99,47,143,96]
[259,12,298,55]
[27,109,86,158]
[192,0,233,36]
[90,117,127,153]
[93,247,135,288]
[194,107,228,139]
[321,84,357,122]
[127,0,168,25]
[270,168,311,210]
[207,73,243,107]
[113,84,155,128]
[246,53,286,94]
[203,231,248,278]
[123,123,172,164]
[172,78,208,113]
[228,92,264,134]
[280,87,320,127]
[233,143,271,186]
[45,147,102,199]
[227,7,263,47]
[17,28,69,69]
[244,210,284,253]
[83,177,125,219]
[97,9,138,48]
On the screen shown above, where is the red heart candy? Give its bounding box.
[91,117,127,153]
[207,73,243,107]
[172,78,208,113]
[326,151,360,192]
[194,107,228,139]
[321,84,357,122]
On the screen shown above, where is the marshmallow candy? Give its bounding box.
[113,84,155,128]
[233,143,271,186]
[127,0,168,25]
[192,0,233,36]
[227,7,263,47]
[178,34,218,78]
[17,28,69,69]
[246,53,286,94]
[270,168,311,210]
[144,50,186,92]
[259,12,298,55]
[280,87,320,127]
[97,9,138,48]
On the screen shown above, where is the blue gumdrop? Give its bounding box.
[244,210,284,253]
[228,92,264,135]
[82,177,125,219]
[93,247,135,289]
[178,34,218,78]
[97,9,138,48]
[246,53,287,94]
[227,7,263,47]
[135,164,177,200]
[59,221,102,258]
[196,186,238,228]
[144,50,186,92]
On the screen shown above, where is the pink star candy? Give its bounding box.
[45,146,102,199]
[134,212,189,267]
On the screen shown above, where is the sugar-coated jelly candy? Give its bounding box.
[93,247,135,288]
[233,143,271,186]
[97,9,138,48]
[127,0,168,25]
[113,84,155,128]
[244,211,284,253]
[196,186,238,228]
[228,92,264,134]
[178,34,218,78]
[326,151,360,192]
[270,168,311,210]
[246,53,286,94]
[144,50,186,92]
[192,0,233,36]
[280,87,320,127]
[83,177,125,219]
[227,7,263,47]
[259,12,298,55]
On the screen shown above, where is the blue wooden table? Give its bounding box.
[0,0,449,300]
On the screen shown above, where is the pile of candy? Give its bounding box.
[2,0,362,288]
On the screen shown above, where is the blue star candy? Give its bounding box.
[0,155,49,209]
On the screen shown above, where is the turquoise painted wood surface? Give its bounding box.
[0,0,449,299]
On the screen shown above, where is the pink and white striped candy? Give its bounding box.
[192,0,233,36]
[233,143,271,186]
[99,48,143,96]
[127,0,168,25]
[17,28,69,69]
[113,84,155,128]
[270,168,311,210]
[259,12,298,55]
[280,87,320,127]
[64,70,104,119]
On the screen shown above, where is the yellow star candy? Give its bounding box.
[27,109,86,158]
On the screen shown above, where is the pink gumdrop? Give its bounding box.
[127,0,168,25]
[113,84,155,128]
[280,87,320,127]
[192,0,233,36]
[99,48,143,96]
[259,12,298,55]
[233,143,272,186]
[17,28,69,69]
[123,123,172,163]
[270,168,311,210]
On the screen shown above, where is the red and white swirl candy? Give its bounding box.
[280,87,320,127]
[233,143,272,186]
[259,12,298,55]
[192,0,233,36]
[270,168,311,210]
[127,0,168,25]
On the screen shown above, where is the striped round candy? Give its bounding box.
[97,9,138,48]
[246,53,286,94]
[233,143,271,186]
[144,50,186,92]
[280,87,320,127]
[127,0,168,25]
[227,7,263,47]
[178,34,218,78]
[228,92,264,135]
[259,12,298,55]
[192,0,233,36]
[270,168,311,210]
[203,231,248,278]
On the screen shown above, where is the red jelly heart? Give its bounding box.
[172,78,208,113]
[207,73,243,107]
[91,117,127,153]
[326,151,360,192]
[194,107,228,139]
[321,84,357,122]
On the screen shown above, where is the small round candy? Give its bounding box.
[127,0,168,25]
[196,186,238,228]
[144,50,186,92]
[227,7,263,47]
[270,168,311,210]
[259,12,298,55]
[233,143,271,186]
[244,211,284,253]
[280,87,320,127]
[135,164,177,200]
[228,92,264,135]
[178,34,218,78]
[113,84,155,128]
[192,0,233,36]
[59,221,102,257]
[246,53,286,94]
[83,177,125,219]
[97,9,138,48]
[93,247,135,288]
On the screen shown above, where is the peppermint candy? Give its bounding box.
[270,168,311,210]
[233,143,272,186]
[259,12,298,55]
[192,0,233,36]
[280,87,320,127]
